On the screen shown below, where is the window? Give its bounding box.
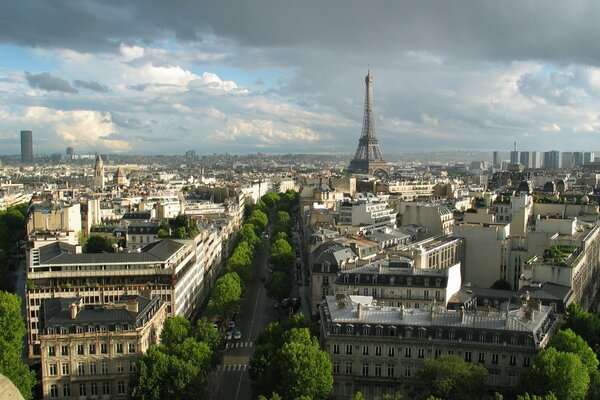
[345,362,353,374]
[404,365,411,377]
[465,351,472,362]
[61,345,69,356]
[117,381,126,395]
[508,373,517,387]
[89,343,96,355]
[479,333,486,342]
[466,332,473,341]
[434,349,442,359]
[375,325,383,336]
[489,371,499,386]
[49,363,57,376]
[346,325,354,335]
[116,343,124,354]
[375,363,381,377]
[363,288,369,296]
[129,342,136,353]
[492,354,499,365]
[448,350,455,355]
[90,382,98,396]
[130,362,137,373]
[79,383,86,397]
[101,361,109,375]
[363,325,370,335]
[389,326,396,337]
[449,330,455,340]
[493,335,499,344]
[387,363,395,377]
[333,344,340,354]
[405,327,413,338]
[511,336,518,345]
[101,343,108,354]
[424,290,429,300]
[375,346,382,356]
[48,346,56,357]
[50,384,58,398]
[63,383,70,397]
[509,355,516,366]
[346,344,353,355]
[78,362,85,376]
[62,363,70,375]
[89,362,97,375]
[362,345,369,356]
[478,352,485,363]
[417,348,425,359]
[102,381,110,395]
[333,362,340,374]
[362,362,369,376]
[523,356,530,367]
[418,329,426,339]
[117,361,124,373]
[405,347,412,358]
[388,346,395,357]
[77,344,84,355]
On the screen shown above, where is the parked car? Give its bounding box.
[228,321,235,329]
[233,331,242,340]
[225,331,233,341]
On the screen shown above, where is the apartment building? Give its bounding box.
[39,296,167,399]
[337,197,397,233]
[320,294,558,399]
[26,234,219,359]
[126,221,159,251]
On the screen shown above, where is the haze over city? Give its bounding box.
[2,1,600,155]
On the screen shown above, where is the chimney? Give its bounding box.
[459,306,465,324]
[70,303,78,320]
[399,304,404,319]
[126,299,139,313]
[357,303,362,318]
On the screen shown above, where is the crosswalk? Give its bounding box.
[218,364,248,372]
[226,341,253,349]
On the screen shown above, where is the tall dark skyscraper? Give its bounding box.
[20,130,33,163]
[347,71,390,176]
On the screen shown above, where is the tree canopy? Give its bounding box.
[210,272,242,319]
[269,238,294,271]
[0,292,36,400]
[265,271,292,301]
[83,234,115,253]
[519,347,590,400]
[563,303,600,353]
[249,320,332,400]
[410,355,488,400]
[549,329,599,374]
[238,223,261,249]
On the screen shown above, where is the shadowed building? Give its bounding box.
[21,130,33,163]
[347,72,391,176]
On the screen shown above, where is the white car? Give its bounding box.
[225,331,233,341]
[233,331,242,340]
[228,321,235,329]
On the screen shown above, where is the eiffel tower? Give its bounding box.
[348,71,391,176]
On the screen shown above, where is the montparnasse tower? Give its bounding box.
[347,71,391,176]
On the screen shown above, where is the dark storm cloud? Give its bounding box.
[2,1,600,65]
[24,72,78,93]
[73,80,109,92]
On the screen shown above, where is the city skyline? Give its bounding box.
[2,2,600,155]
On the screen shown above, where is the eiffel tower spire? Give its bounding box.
[348,71,390,175]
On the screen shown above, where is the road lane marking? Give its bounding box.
[248,284,261,340]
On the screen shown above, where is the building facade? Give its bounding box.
[21,130,33,163]
[39,296,167,399]
[320,295,558,399]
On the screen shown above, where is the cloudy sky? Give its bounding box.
[1,1,600,156]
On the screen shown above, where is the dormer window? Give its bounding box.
[375,325,383,336]
[322,261,330,273]
[346,324,354,335]
[60,327,68,335]
[436,278,441,287]
[390,277,395,285]
[407,277,412,286]
[424,278,429,286]
[389,326,396,336]
[333,324,341,334]
[355,275,360,284]
[363,325,371,335]
[343,275,349,284]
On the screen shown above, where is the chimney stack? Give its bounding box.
[70,303,78,320]
[126,299,139,313]
[459,306,465,324]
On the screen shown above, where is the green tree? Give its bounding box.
[520,347,590,400]
[265,271,292,301]
[250,327,332,399]
[160,316,192,348]
[549,329,598,374]
[194,317,222,365]
[248,209,268,235]
[211,272,242,319]
[563,303,600,352]
[410,355,488,400]
[261,192,281,210]
[226,243,253,284]
[239,223,261,249]
[516,393,558,400]
[83,234,114,253]
[269,238,294,271]
[0,292,36,399]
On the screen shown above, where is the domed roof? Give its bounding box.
[0,374,25,400]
